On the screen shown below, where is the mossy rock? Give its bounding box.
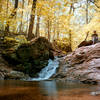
[2,37,54,77]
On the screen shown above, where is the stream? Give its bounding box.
[0,80,100,100]
[31,57,59,81]
[0,57,100,100]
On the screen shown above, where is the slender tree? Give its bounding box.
[5,0,19,33]
[20,0,24,33]
[68,2,74,52]
[28,0,37,40]
[47,19,50,42]
[52,23,56,40]
[35,15,40,37]
[0,0,3,13]
[6,0,9,15]
[69,30,72,52]
[56,16,59,39]
[86,0,89,24]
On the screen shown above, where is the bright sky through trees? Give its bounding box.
[0,0,100,49]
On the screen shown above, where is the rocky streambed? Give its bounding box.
[0,36,100,85]
[53,43,100,84]
[0,37,54,80]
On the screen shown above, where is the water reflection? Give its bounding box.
[0,80,100,100]
[39,81,57,96]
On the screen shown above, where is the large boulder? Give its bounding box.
[2,37,54,77]
[0,53,10,80]
[0,52,29,80]
[4,71,29,80]
[53,43,100,84]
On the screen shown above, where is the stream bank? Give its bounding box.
[1,36,100,85]
[53,43,100,84]
[0,37,54,79]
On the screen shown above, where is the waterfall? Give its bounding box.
[31,57,59,81]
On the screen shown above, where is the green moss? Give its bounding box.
[2,37,54,77]
[16,63,32,74]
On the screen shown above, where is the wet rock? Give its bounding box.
[81,79,98,85]
[0,72,4,80]
[0,56,30,80]
[54,43,100,84]
[90,91,100,96]
[5,71,29,80]
[0,54,11,80]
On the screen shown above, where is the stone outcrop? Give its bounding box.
[53,43,100,84]
[0,53,29,80]
[4,71,29,80]
[2,37,54,77]
[0,51,10,80]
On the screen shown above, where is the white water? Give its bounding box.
[31,57,59,81]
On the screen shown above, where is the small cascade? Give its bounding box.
[31,57,59,81]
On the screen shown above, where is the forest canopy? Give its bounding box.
[0,0,100,50]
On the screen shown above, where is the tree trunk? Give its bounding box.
[6,0,9,15]
[53,24,56,41]
[5,0,19,33]
[86,0,88,24]
[26,0,30,34]
[69,3,73,14]
[28,0,37,40]
[0,0,3,13]
[19,0,24,33]
[47,19,50,42]
[69,30,72,52]
[35,15,40,37]
[68,4,74,52]
[56,20,60,39]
